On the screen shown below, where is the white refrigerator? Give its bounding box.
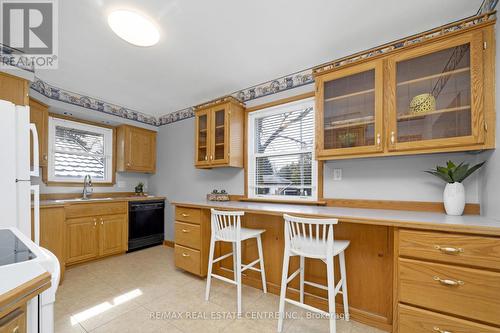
[0,99,59,333]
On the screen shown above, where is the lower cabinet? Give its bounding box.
[66,216,99,264]
[99,214,127,257]
[66,213,127,265]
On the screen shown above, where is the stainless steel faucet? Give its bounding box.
[82,174,93,199]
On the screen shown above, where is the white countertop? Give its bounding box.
[0,228,50,296]
[173,200,500,235]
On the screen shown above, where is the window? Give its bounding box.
[247,98,317,201]
[48,117,114,183]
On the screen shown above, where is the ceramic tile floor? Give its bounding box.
[55,246,385,333]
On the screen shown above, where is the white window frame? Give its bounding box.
[47,117,114,183]
[247,97,317,202]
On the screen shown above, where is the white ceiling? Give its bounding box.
[36,0,482,118]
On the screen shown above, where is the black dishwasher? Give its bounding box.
[128,200,165,251]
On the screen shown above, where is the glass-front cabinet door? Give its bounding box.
[387,31,484,151]
[316,60,383,157]
[210,106,229,165]
[195,109,210,167]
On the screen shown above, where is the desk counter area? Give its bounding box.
[171,200,500,332]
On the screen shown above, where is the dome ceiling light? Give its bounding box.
[108,10,160,47]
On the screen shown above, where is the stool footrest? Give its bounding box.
[211,273,237,285]
[241,258,260,273]
[286,268,301,284]
[212,252,234,264]
[303,280,328,291]
[284,298,330,317]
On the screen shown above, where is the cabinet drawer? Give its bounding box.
[65,202,127,218]
[399,229,500,270]
[399,258,500,325]
[0,306,26,333]
[175,222,201,250]
[399,304,500,333]
[175,207,201,224]
[174,245,201,275]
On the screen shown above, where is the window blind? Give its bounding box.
[248,98,317,200]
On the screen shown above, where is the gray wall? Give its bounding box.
[151,104,486,241]
[479,24,500,220]
[149,119,244,240]
[34,172,151,194]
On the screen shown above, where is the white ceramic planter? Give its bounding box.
[443,182,465,216]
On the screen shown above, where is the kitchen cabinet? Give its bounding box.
[99,214,127,257]
[315,60,384,158]
[194,97,244,168]
[65,202,128,265]
[34,206,66,282]
[314,26,495,160]
[66,216,99,264]
[173,206,210,276]
[116,125,157,173]
[0,71,29,106]
[29,98,49,167]
[386,30,485,152]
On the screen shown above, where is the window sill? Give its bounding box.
[238,197,326,206]
[45,181,115,187]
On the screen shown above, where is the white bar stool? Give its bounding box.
[277,214,350,333]
[205,209,267,315]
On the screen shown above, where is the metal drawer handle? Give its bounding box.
[434,245,464,255]
[433,276,464,287]
[182,253,190,257]
[181,229,190,233]
[181,213,190,217]
[433,327,452,333]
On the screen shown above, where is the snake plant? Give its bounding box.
[425,160,485,183]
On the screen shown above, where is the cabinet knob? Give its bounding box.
[390,131,395,145]
[376,133,381,146]
[43,154,48,161]
[205,156,208,161]
[127,162,131,166]
[12,326,19,333]
[181,213,190,217]
[210,155,213,160]
[182,253,190,257]
[181,229,189,233]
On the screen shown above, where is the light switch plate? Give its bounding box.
[333,168,342,181]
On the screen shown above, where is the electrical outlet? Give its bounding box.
[333,168,342,181]
[117,181,127,188]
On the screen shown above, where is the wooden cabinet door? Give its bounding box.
[0,72,28,105]
[66,217,98,264]
[98,214,127,256]
[315,59,384,158]
[194,109,211,167]
[37,207,66,281]
[210,105,229,165]
[29,98,49,167]
[126,126,156,173]
[386,30,484,152]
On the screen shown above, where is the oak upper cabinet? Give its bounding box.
[116,125,157,173]
[194,97,244,168]
[0,71,29,105]
[29,98,49,167]
[315,60,384,158]
[314,26,494,160]
[386,30,485,152]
